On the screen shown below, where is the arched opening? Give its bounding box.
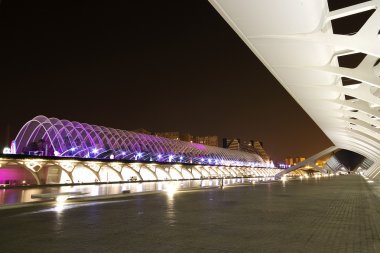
[181,168,194,179]
[208,167,219,177]
[121,166,141,181]
[257,169,266,177]
[99,166,122,182]
[169,168,183,180]
[0,167,38,186]
[140,167,157,180]
[261,169,269,177]
[230,167,241,177]
[72,165,99,183]
[234,168,244,177]
[251,169,259,177]
[43,165,64,184]
[59,170,72,184]
[191,168,202,179]
[216,167,226,177]
[199,168,210,177]
[155,167,171,180]
[249,168,256,176]
[226,168,237,177]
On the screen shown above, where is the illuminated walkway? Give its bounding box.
[1,175,380,252]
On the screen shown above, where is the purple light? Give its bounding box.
[11,140,16,154]
[15,116,265,166]
[0,168,38,185]
[54,150,60,156]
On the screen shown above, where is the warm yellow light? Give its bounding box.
[54,195,69,212]
[165,184,177,197]
[56,195,69,203]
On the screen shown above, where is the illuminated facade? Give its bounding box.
[194,135,218,147]
[285,157,306,166]
[223,139,271,163]
[0,155,282,185]
[0,116,286,186]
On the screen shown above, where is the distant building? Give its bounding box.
[223,138,240,151]
[253,141,270,162]
[155,132,180,140]
[133,128,152,135]
[223,139,271,163]
[152,131,218,147]
[285,157,293,166]
[194,136,218,147]
[285,157,306,166]
[315,159,327,168]
[179,133,193,142]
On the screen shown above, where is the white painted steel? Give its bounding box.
[209,0,380,179]
[0,156,281,185]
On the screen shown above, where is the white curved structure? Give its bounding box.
[0,156,281,185]
[209,0,380,180]
[15,115,264,166]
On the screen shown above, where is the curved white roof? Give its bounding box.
[209,0,380,178]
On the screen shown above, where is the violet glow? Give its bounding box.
[0,168,37,185]
[14,116,265,165]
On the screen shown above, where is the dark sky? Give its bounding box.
[0,0,338,162]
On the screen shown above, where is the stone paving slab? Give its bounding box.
[0,175,380,253]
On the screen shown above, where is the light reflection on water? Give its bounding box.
[14,199,131,216]
[0,177,273,205]
[165,183,177,226]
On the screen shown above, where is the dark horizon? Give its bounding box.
[0,0,336,162]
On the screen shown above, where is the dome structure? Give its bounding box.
[14,116,266,166]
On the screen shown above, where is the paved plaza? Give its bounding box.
[0,175,380,253]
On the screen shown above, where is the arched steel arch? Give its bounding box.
[210,0,380,179]
[15,116,265,166]
[0,155,283,186]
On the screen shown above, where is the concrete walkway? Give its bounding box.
[0,175,379,253]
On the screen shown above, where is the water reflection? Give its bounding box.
[165,183,177,226]
[0,177,274,205]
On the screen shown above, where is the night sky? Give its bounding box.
[1,0,356,162]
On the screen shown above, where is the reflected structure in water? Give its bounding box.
[0,177,273,205]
